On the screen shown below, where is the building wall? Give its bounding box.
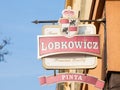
[106,0,120,71]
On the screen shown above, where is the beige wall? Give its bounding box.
[65,0,105,90]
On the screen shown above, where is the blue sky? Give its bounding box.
[0,0,65,90]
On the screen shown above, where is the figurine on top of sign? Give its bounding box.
[58,6,78,36]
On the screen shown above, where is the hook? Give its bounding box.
[54,70,56,76]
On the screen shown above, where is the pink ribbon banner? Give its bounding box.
[39,73,104,89]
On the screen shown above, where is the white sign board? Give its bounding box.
[38,24,98,69]
[43,54,97,69]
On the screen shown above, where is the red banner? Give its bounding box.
[38,35,100,58]
[39,73,104,89]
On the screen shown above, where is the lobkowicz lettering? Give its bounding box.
[41,41,98,51]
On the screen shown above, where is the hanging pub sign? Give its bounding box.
[37,6,100,69]
[37,6,104,90]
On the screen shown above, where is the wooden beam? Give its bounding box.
[94,0,105,33]
[89,0,96,21]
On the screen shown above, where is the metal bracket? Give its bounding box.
[32,18,106,24]
[32,20,58,24]
[54,70,56,76]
